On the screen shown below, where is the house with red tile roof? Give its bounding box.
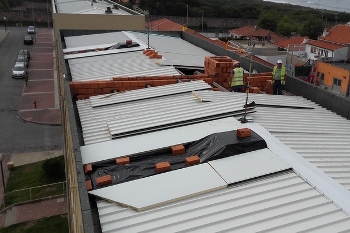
[228,25,285,44]
[302,25,350,62]
[276,36,305,50]
[147,18,185,31]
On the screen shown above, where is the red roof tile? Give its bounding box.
[321,24,350,45]
[276,36,305,49]
[147,18,184,31]
[307,40,343,50]
[228,26,285,45]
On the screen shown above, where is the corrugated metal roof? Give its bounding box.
[68,51,180,81]
[55,0,131,15]
[64,32,140,49]
[228,93,350,190]
[64,31,214,68]
[131,31,214,68]
[76,91,247,144]
[90,80,212,107]
[90,163,228,212]
[96,171,350,233]
[80,117,243,164]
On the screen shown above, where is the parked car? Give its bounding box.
[15,56,29,68]
[12,64,27,79]
[27,26,35,34]
[17,49,31,62]
[24,36,34,45]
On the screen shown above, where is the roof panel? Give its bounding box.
[208,148,291,184]
[96,171,350,232]
[81,117,242,164]
[89,163,227,212]
[55,0,132,15]
[68,51,180,81]
[90,80,212,107]
[76,91,247,145]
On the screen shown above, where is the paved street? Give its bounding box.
[0,27,62,154]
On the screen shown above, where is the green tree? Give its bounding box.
[257,10,278,31]
[300,16,324,39]
[277,16,299,36]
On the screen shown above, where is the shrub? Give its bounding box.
[42,156,65,180]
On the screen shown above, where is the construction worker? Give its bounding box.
[272,60,286,95]
[230,61,244,92]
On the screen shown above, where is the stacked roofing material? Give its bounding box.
[76,81,254,144]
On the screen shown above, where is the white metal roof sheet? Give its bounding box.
[90,163,227,212]
[131,31,215,68]
[64,32,130,49]
[76,91,247,144]
[68,51,180,81]
[90,80,211,107]
[208,148,291,184]
[80,117,242,164]
[55,0,131,15]
[96,171,350,233]
[64,31,214,68]
[242,94,350,190]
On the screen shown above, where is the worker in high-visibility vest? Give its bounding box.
[272,60,286,95]
[230,61,244,92]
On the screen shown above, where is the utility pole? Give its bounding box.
[0,154,6,207]
[201,10,204,33]
[47,0,50,29]
[3,17,6,32]
[186,5,188,27]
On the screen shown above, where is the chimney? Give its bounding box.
[322,28,330,37]
[105,6,112,13]
[302,36,309,44]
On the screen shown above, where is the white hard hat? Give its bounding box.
[277,60,282,64]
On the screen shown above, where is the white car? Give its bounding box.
[27,26,35,34]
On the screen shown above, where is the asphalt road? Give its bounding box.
[0,27,62,153]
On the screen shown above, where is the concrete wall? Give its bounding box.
[285,76,350,119]
[53,13,145,31]
[181,31,272,73]
[56,30,99,233]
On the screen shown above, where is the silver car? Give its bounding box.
[18,49,30,62]
[27,26,35,34]
[15,56,28,68]
[12,65,27,79]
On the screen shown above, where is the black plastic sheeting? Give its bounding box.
[87,130,267,189]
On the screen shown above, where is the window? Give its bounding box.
[333,78,341,86]
[332,77,342,93]
[319,73,324,80]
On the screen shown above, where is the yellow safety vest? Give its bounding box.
[231,67,244,87]
[272,66,286,81]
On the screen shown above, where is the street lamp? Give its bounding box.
[0,154,5,207]
[3,17,6,32]
[201,10,204,32]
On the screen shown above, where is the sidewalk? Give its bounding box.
[16,28,61,125]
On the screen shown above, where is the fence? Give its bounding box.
[1,181,66,210]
